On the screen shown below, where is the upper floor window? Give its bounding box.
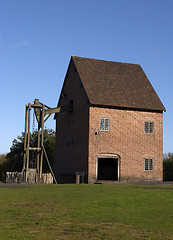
[100,118,109,131]
[145,121,154,134]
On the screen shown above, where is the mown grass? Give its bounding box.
[0,184,173,240]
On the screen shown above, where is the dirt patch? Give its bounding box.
[142,187,173,190]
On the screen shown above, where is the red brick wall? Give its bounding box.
[55,59,164,184]
[88,106,163,183]
[54,59,89,183]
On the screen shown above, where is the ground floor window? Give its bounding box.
[145,158,153,171]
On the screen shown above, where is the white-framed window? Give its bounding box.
[145,158,153,171]
[100,118,109,131]
[145,121,154,134]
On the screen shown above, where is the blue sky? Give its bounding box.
[0,0,172,154]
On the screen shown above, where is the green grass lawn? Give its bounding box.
[0,184,173,240]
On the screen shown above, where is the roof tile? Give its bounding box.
[72,56,166,112]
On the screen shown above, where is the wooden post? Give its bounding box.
[26,103,31,170]
[76,173,80,184]
[37,126,40,173]
[40,104,44,178]
[22,105,28,172]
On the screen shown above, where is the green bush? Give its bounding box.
[163,153,173,181]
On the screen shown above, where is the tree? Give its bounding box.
[0,154,7,165]
[163,153,173,181]
[0,154,9,181]
[0,129,56,181]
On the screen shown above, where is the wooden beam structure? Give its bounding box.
[22,99,73,183]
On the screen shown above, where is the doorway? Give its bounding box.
[97,157,119,181]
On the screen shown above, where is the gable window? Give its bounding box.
[145,121,154,134]
[145,158,153,171]
[100,118,109,131]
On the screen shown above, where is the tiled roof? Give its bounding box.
[72,56,165,112]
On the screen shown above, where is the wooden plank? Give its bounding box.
[37,127,40,172]
[29,147,41,151]
[44,107,61,115]
[22,105,28,172]
[26,103,31,170]
[44,113,52,123]
[40,104,44,178]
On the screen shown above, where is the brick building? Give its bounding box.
[54,56,166,183]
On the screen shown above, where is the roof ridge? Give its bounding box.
[72,55,140,66]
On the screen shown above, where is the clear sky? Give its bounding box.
[0,0,172,154]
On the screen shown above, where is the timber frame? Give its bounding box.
[22,99,72,183]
